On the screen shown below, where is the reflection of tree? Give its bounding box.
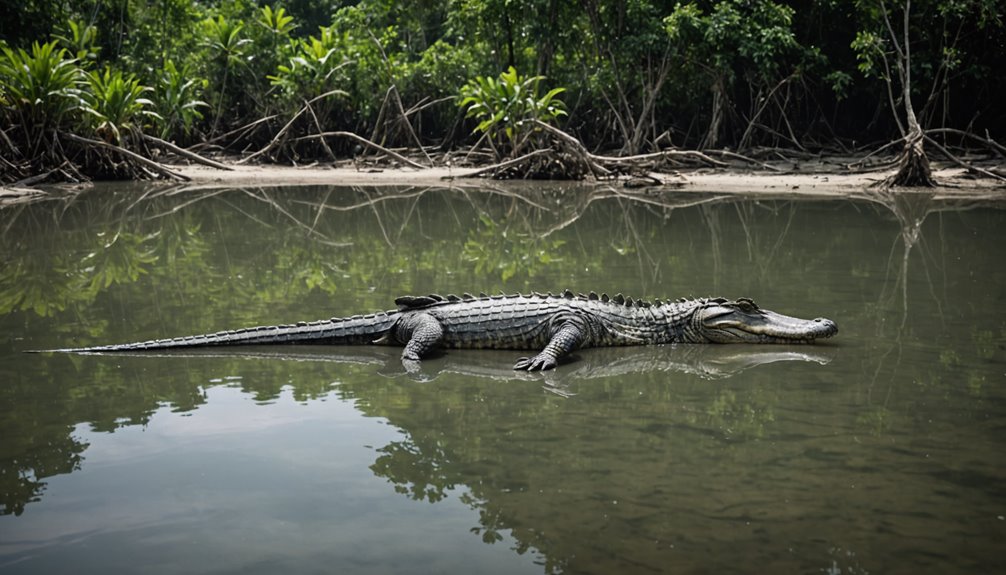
[850,188,1000,329]
[863,190,936,328]
[0,184,822,324]
[845,188,1005,439]
[371,439,454,503]
[0,201,205,319]
[0,429,88,517]
[338,357,828,575]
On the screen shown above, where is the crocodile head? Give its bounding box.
[694,298,838,344]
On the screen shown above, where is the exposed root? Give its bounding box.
[62,133,190,181]
[884,134,936,187]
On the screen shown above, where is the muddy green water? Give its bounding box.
[1,184,1004,574]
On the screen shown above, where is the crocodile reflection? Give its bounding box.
[94,344,835,388]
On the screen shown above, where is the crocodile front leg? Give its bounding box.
[514,320,585,371]
[394,312,445,361]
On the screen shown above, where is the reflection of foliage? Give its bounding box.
[966,373,986,396]
[0,431,88,516]
[0,225,161,318]
[696,388,776,440]
[463,214,565,282]
[463,493,506,544]
[856,405,894,437]
[938,349,961,369]
[0,250,76,316]
[371,439,454,503]
[972,327,1001,360]
[84,231,159,289]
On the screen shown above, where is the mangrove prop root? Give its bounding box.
[63,133,190,181]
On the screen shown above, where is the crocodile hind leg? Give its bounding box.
[394,312,445,361]
[514,321,585,371]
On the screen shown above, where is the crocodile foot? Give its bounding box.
[513,353,558,371]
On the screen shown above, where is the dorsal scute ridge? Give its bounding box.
[394,290,684,311]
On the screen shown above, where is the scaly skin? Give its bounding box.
[37,290,838,371]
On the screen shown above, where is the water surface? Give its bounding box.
[1,184,1004,574]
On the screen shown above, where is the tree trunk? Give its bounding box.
[886,0,936,187]
[888,129,936,187]
[701,78,724,150]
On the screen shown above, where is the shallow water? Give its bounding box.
[1,184,1004,574]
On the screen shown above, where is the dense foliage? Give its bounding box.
[1,0,1003,182]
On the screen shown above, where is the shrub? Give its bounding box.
[458,66,566,159]
[0,41,86,157]
[83,66,160,144]
[152,60,208,141]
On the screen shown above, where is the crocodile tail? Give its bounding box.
[35,311,401,353]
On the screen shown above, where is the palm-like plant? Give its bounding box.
[83,66,160,144]
[459,66,567,159]
[152,60,208,141]
[53,19,101,67]
[269,25,349,100]
[202,15,250,136]
[0,40,87,169]
[257,5,297,37]
[0,41,86,156]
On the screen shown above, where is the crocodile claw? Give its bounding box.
[513,354,558,371]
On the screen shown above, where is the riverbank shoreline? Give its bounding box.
[169,162,1002,196]
[3,161,1003,206]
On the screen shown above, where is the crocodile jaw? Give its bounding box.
[700,307,838,344]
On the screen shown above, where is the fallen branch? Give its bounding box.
[294,131,427,169]
[239,88,348,164]
[925,128,1006,157]
[189,115,278,152]
[924,135,1006,182]
[590,149,729,168]
[142,134,233,170]
[63,133,190,181]
[532,121,612,177]
[458,149,554,178]
[705,149,784,172]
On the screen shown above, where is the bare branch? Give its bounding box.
[142,134,233,170]
[63,133,190,180]
[294,131,427,169]
[924,135,1006,182]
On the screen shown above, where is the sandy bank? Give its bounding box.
[3,161,1003,207]
[169,162,1002,198]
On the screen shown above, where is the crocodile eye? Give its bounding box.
[735,300,756,313]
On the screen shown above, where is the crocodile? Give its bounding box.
[39,290,838,371]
